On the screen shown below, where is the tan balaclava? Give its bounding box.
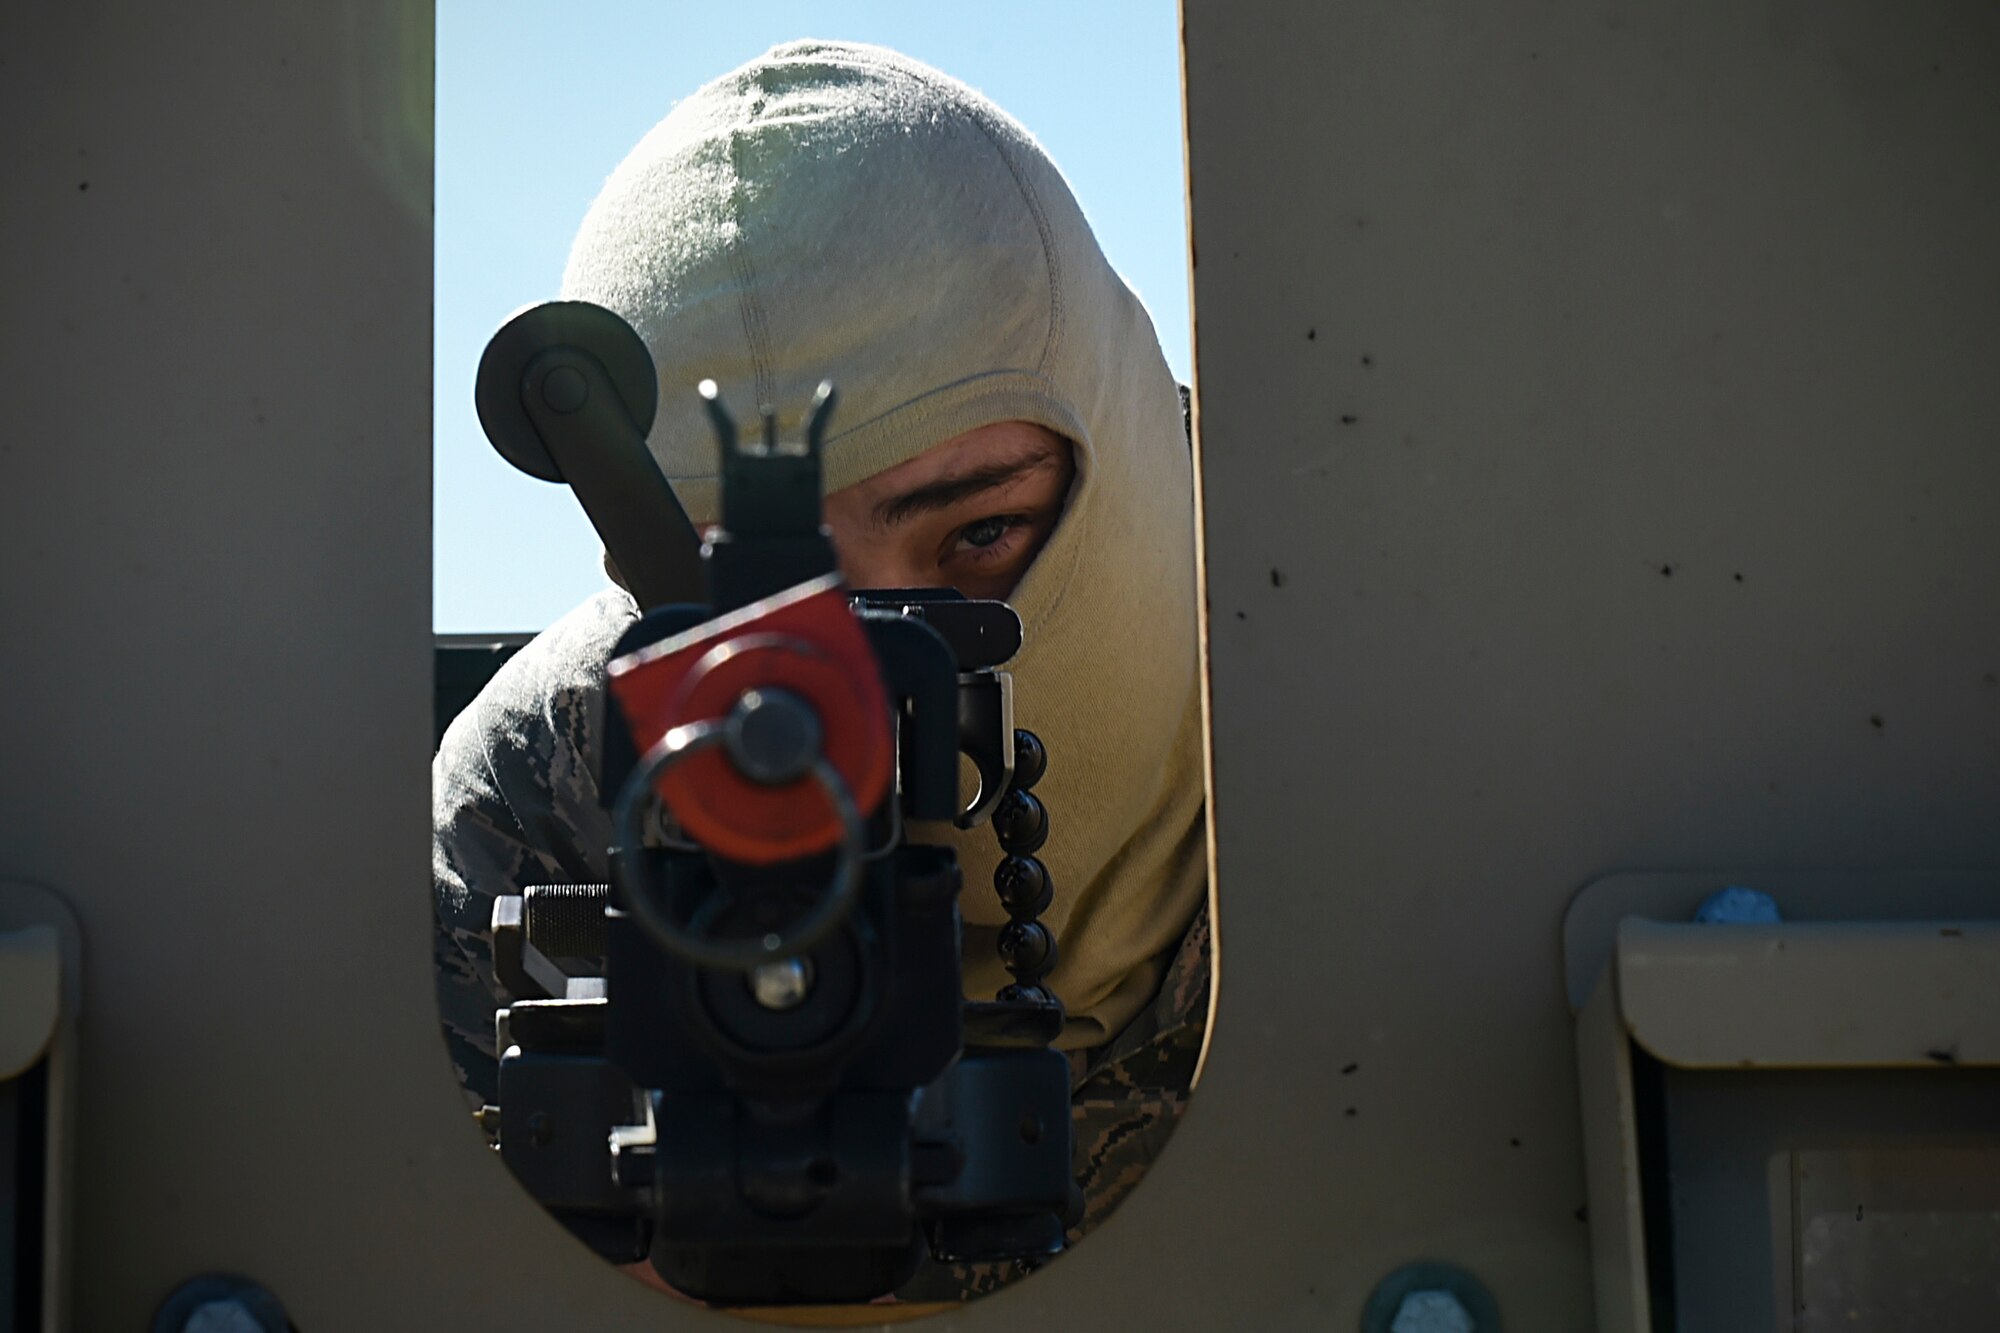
[562,40,1203,1049]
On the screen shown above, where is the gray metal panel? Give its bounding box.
[0,2,674,1327]
[1184,0,2000,1327]
[1562,869,2000,1009]
[1617,919,2000,1068]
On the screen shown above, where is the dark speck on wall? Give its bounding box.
[1340,415,1357,425]
[1306,327,1316,341]
[1343,1106,1358,1117]
[1234,610,1246,621]
[1732,572,1744,582]
[1660,563,1675,577]
[1574,1205,1589,1223]
[77,181,89,192]
[1269,568,1286,588]
[1927,1047,1958,1064]
[1340,1062,1358,1075]
[1360,354,1373,367]
[1509,1137,1523,1148]
[1869,714,1884,730]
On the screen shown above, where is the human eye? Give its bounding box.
[955,515,1022,553]
[935,503,1062,598]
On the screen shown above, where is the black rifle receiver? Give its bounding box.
[471,301,1075,1304]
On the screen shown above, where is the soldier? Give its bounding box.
[432,39,1208,1300]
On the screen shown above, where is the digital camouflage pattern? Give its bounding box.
[432,587,1211,1303]
[433,590,634,1114]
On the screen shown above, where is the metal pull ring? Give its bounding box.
[610,718,868,971]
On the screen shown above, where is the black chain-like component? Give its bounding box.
[991,729,1061,1012]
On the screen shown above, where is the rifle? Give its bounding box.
[468,301,1075,1304]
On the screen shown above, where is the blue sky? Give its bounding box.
[434,0,1191,630]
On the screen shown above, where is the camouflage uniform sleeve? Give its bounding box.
[1068,894,1211,1234]
[432,591,637,1113]
[895,894,1213,1302]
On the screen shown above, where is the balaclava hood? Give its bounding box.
[562,39,1204,1048]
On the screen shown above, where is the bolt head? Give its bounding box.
[1693,885,1782,924]
[992,788,1048,853]
[725,687,822,785]
[1010,729,1048,789]
[994,855,1052,915]
[539,364,589,413]
[1390,1289,1476,1333]
[997,919,1055,975]
[749,956,814,1010]
[181,1300,270,1333]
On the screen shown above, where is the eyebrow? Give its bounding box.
[874,449,1060,528]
